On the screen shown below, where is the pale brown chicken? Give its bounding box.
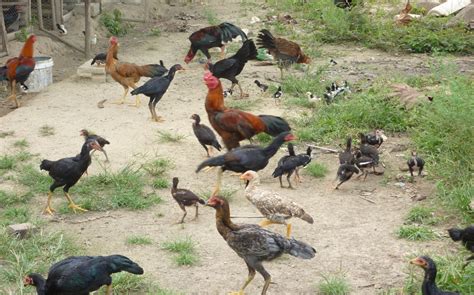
[240,170,314,238]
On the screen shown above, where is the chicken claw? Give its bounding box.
[152,116,165,123]
[68,203,88,213]
[228,291,244,295]
[43,205,56,215]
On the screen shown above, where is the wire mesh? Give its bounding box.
[2,0,30,33]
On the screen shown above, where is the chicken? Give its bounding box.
[40,140,102,215]
[273,86,282,105]
[256,29,310,79]
[203,71,291,150]
[360,129,386,148]
[80,129,110,162]
[0,35,36,108]
[254,80,268,92]
[272,144,312,188]
[334,163,360,189]
[23,255,144,295]
[91,52,117,66]
[357,134,380,166]
[207,39,257,99]
[3,5,20,30]
[130,64,184,122]
[196,132,296,195]
[191,114,222,157]
[448,226,474,265]
[354,153,377,181]
[206,195,316,295]
[184,22,247,63]
[407,151,425,177]
[171,177,206,224]
[240,171,314,238]
[339,137,355,165]
[410,256,460,295]
[105,36,168,106]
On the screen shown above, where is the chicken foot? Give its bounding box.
[111,87,129,105]
[177,205,187,224]
[43,192,56,215]
[64,192,88,213]
[7,80,20,108]
[230,82,249,99]
[229,263,256,295]
[192,203,199,220]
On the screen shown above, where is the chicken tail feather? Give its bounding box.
[256,29,276,50]
[105,255,144,275]
[285,238,316,259]
[211,140,222,151]
[448,228,464,241]
[40,160,54,171]
[196,155,226,173]
[301,213,314,224]
[137,64,168,78]
[233,39,258,61]
[259,115,291,137]
[271,166,285,178]
[218,22,247,43]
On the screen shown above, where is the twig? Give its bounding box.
[308,145,339,153]
[67,214,115,224]
[358,195,376,204]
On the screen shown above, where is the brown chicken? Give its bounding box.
[105,36,168,107]
[257,29,310,78]
[203,71,290,150]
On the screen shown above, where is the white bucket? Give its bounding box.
[26,56,54,92]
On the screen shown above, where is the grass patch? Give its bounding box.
[317,273,351,295]
[0,155,15,170]
[38,125,55,137]
[157,131,186,143]
[203,9,220,25]
[16,165,51,194]
[149,27,161,37]
[13,139,29,149]
[0,191,33,207]
[100,9,130,36]
[126,235,153,246]
[397,225,437,241]
[306,162,328,178]
[405,206,441,225]
[1,207,30,225]
[162,237,198,266]
[152,177,169,189]
[199,187,237,202]
[226,98,261,111]
[142,158,174,177]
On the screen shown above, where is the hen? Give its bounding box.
[207,39,257,99]
[257,29,310,78]
[191,114,222,157]
[407,151,425,177]
[360,129,386,148]
[339,137,355,165]
[40,140,102,215]
[130,64,184,122]
[105,36,167,106]
[184,22,247,63]
[24,255,144,295]
[206,195,316,295]
[203,71,291,150]
[0,35,36,108]
[171,177,206,224]
[196,132,296,195]
[241,171,314,238]
[410,256,460,295]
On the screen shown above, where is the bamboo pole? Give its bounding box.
[36,0,43,30]
[84,0,91,57]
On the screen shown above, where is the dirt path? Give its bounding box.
[0,2,464,294]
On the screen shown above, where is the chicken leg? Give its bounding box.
[177,205,187,224]
[128,84,141,107]
[43,191,56,215]
[105,285,112,295]
[260,219,292,238]
[64,192,88,213]
[7,80,20,108]
[193,203,199,220]
[229,262,256,295]
[220,46,226,59]
[111,87,129,105]
[211,168,223,196]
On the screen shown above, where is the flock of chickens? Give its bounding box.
[1,18,472,295]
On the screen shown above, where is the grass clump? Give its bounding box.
[13,139,29,149]
[152,177,169,189]
[405,206,441,225]
[199,187,237,202]
[149,27,161,37]
[39,125,55,137]
[100,9,130,36]
[157,131,186,143]
[162,237,198,266]
[203,9,220,25]
[397,225,437,241]
[143,158,174,177]
[317,273,351,295]
[306,163,328,178]
[17,165,51,194]
[1,207,30,225]
[0,130,14,138]
[0,191,33,207]
[126,235,153,246]
[0,155,15,170]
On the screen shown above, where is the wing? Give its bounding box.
[210,58,238,77]
[227,227,284,259]
[273,38,303,63]
[135,77,169,96]
[189,27,220,47]
[174,189,201,202]
[213,111,260,139]
[252,190,305,219]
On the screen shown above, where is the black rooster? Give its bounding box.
[207,39,257,99]
[196,132,296,195]
[24,255,144,295]
[272,143,312,188]
[410,256,460,295]
[191,114,222,157]
[131,64,184,122]
[40,140,102,215]
[448,226,474,265]
[184,22,247,63]
[90,52,118,66]
[334,163,360,189]
[171,177,206,224]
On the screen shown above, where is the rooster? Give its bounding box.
[207,39,257,99]
[105,36,168,107]
[184,22,247,64]
[203,71,291,150]
[257,29,310,78]
[0,35,36,108]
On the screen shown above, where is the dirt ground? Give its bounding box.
[0,1,469,294]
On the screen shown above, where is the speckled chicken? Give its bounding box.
[191,114,222,157]
[171,177,205,223]
[240,171,314,238]
[206,195,316,295]
[407,151,425,177]
[410,256,460,295]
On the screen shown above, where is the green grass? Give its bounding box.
[226,98,261,111]
[199,187,238,202]
[142,158,174,177]
[162,237,198,266]
[16,165,51,194]
[253,133,273,145]
[306,162,328,178]
[1,207,30,225]
[203,9,220,26]
[149,27,161,37]
[157,131,186,143]
[100,9,130,36]
[317,273,351,295]
[126,235,153,246]
[13,139,29,149]
[397,225,437,241]
[405,206,441,225]
[0,155,15,170]
[152,177,169,189]
[0,190,33,208]
[38,125,55,137]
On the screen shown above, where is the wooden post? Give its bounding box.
[0,2,9,56]
[27,0,32,24]
[37,0,43,30]
[50,0,57,29]
[144,0,149,23]
[84,0,91,58]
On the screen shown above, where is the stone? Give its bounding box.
[7,223,37,239]
[77,60,109,82]
[447,4,474,27]
[416,2,441,13]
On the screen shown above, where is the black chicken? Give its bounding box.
[354,153,377,181]
[207,39,257,99]
[448,226,474,265]
[184,22,247,63]
[80,129,110,162]
[171,177,206,224]
[24,255,144,295]
[40,140,102,215]
[410,256,460,295]
[3,5,20,31]
[272,144,312,188]
[90,53,108,66]
[360,129,385,148]
[339,137,355,165]
[206,195,316,295]
[254,80,268,92]
[196,132,296,195]
[334,163,360,189]
[358,134,380,166]
[191,114,222,157]
[407,151,425,177]
[131,64,184,122]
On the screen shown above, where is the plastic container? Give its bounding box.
[26,56,54,92]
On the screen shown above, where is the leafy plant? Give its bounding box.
[126,235,153,246]
[397,225,437,241]
[100,9,130,36]
[306,163,328,178]
[317,273,351,295]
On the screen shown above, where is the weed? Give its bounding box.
[203,9,220,26]
[0,191,33,207]
[17,165,51,194]
[162,237,198,266]
[254,133,273,145]
[39,125,55,137]
[149,27,161,37]
[14,27,29,42]
[226,98,261,111]
[126,235,153,246]
[143,158,174,177]
[306,163,328,178]
[175,252,198,266]
[14,151,34,162]
[13,139,29,149]
[100,9,130,36]
[157,131,186,143]
[397,225,437,241]
[153,177,169,189]
[405,206,440,225]
[0,155,15,170]
[317,273,351,295]
[199,187,237,202]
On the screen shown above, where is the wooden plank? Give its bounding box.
[39,28,85,53]
[84,0,91,57]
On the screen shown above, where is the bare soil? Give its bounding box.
[0,1,469,294]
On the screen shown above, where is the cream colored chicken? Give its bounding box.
[240,171,314,238]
